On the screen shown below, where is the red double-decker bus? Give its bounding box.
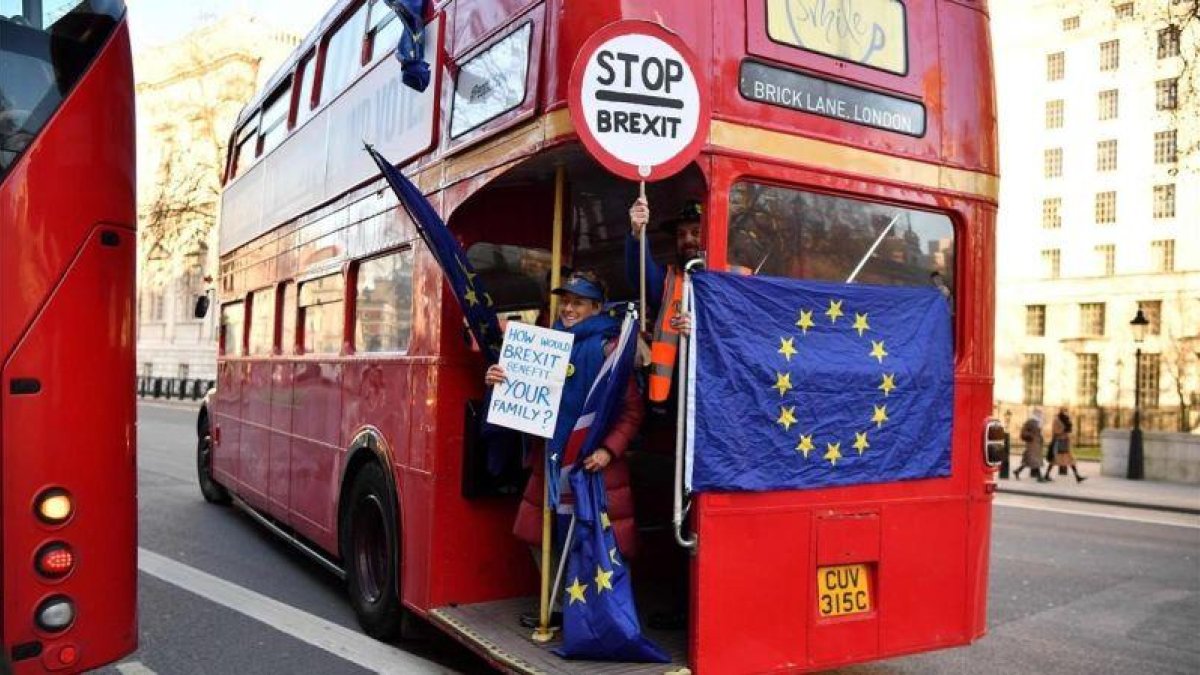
[1,1,138,673]
[199,1,1001,672]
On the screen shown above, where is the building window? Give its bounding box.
[1063,15,1080,30]
[1137,352,1160,409]
[1045,148,1063,178]
[1151,240,1175,273]
[1023,354,1045,405]
[1076,353,1099,406]
[1138,300,1162,336]
[1096,139,1118,171]
[1153,184,1175,219]
[1047,52,1064,81]
[142,362,155,378]
[1099,39,1119,71]
[1042,197,1062,229]
[1158,26,1181,59]
[1156,79,1178,110]
[1045,99,1064,128]
[1098,89,1118,120]
[1095,191,1117,224]
[1154,130,1178,164]
[178,363,190,381]
[299,274,345,354]
[144,289,165,323]
[1080,302,1106,337]
[354,248,415,353]
[247,287,276,356]
[1043,249,1061,279]
[1114,2,1133,18]
[1096,244,1116,276]
[1026,305,1046,336]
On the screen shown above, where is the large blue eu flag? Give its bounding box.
[365,144,502,362]
[685,272,953,492]
[554,309,669,663]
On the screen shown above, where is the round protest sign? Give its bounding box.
[568,21,710,182]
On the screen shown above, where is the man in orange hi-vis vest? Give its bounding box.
[625,198,703,403]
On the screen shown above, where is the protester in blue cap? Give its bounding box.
[484,270,644,628]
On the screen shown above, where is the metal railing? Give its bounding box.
[136,377,213,401]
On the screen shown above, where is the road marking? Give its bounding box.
[137,548,450,674]
[996,496,1200,529]
[116,662,158,675]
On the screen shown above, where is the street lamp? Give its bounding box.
[1127,308,1149,479]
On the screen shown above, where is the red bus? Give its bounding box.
[199,0,1001,672]
[1,1,138,673]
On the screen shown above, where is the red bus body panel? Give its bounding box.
[209,1,997,671]
[0,21,138,673]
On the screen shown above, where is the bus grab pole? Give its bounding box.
[673,263,699,550]
[533,166,566,643]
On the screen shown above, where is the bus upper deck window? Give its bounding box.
[293,52,316,127]
[726,182,955,297]
[259,80,292,155]
[367,0,404,62]
[320,3,368,102]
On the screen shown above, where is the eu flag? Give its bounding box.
[365,144,502,362]
[554,309,669,663]
[685,272,953,492]
[382,0,431,91]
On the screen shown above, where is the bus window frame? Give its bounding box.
[297,271,348,357]
[365,0,402,65]
[247,286,279,357]
[719,173,964,361]
[443,7,544,155]
[290,49,318,131]
[230,112,261,180]
[350,247,416,356]
[314,0,369,110]
[745,0,931,99]
[258,77,294,157]
[219,299,247,357]
[278,281,298,355]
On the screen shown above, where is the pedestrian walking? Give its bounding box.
[1051,407,1087,483]
[1014,409,1049,482]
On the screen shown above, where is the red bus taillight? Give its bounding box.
[35,488,74,525]
[983,419,1005,468]
[35,596,76,633]
[36,542,76,579]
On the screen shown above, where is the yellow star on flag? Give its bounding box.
[854,432,870,455]
[464,288,479,306]
[826,299,844,323]
[594,565,614,593]
[778,337,798,361]
[879,373,897,396]
[777,406,797,431]
[456,256,478,283]
[609,547,622,567]
[567,577,587,604]
[853,313,870,337]
[796,434,815,458]
[772,372,793,396]
[484,292,494,307]
[872,404,889,428]
[795,309,815,334]
[824,442,843,466]
[600,512,611,530]
[870,340,888,363]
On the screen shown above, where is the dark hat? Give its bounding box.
[663,199,704,230]
[551,274,606,302]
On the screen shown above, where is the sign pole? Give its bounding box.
[638,180,647,333]
[532,166,566,644]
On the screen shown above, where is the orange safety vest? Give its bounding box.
[648,267,684,403]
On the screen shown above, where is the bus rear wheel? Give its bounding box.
[342,462,402,640]
[197,420,229,504]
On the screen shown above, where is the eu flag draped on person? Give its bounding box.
[554,307,669,663]
[382,0,431,91]
[364,144,502,363]
[685,271,953,492]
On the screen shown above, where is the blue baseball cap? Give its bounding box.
[551,275,606,302]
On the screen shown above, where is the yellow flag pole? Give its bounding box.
[532,166,566,643]
[638,180,647,334]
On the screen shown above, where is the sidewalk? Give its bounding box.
[997,458,1200,515]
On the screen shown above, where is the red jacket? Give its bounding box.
[512,343,644,556]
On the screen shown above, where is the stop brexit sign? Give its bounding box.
[568,21,710,182]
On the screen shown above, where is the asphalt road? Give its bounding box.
[96,402,1200,674]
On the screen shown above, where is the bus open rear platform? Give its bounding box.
[429,598,689,675]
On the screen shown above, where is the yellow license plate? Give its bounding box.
[817,564,872,617]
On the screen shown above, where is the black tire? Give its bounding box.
[341,462,402,640]
[197,418,230,504]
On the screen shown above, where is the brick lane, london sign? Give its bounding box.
[739,60,925,137]
[569,20,711,181]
